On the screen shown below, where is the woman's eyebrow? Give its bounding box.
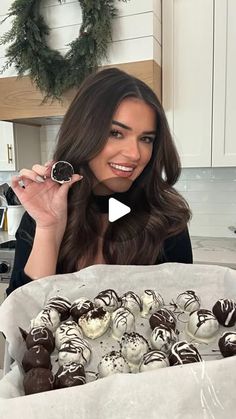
[112,120,156,135]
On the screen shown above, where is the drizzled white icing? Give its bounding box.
[213,299,236,326]
[111,307,135,340]
[56,362,86,385]
[141,290,164,317]
[170,341,202,365]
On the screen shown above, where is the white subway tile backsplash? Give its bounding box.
[177,168,236,238]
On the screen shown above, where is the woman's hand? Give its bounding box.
[11,161,83,231]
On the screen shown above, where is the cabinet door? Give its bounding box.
[212,0,236,166]
[163,0,213,167]
[0,121,16,171]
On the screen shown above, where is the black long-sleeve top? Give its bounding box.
[6,211,193,296]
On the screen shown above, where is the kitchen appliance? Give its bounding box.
[0,241,16,284]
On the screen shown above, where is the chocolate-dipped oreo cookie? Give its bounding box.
[111,307,135,340]
[58,337,91,366]
[149,308,177,331]
[150,324,178,354]
[55,320,83,349]
[23,368,54,395]
[22,345,51,372]
[26,326,55,354]
[169,341,202,366]
[94,289,120,313]
[70,298,94,322]
[98,351,130,377]
[141,290,164,317]
[54,362,86,388]
[218,332,236,357]
[176,290,200,312]
[51,161,74,184]
[186,309,219,342]
[120,291,142,315]
[78,307,111,339]
[31,307,60,332]
[45,296,71,321]
[120,332,149,367]
[212,299,236,327]
[139,350,169,372]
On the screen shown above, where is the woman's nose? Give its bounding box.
[122,139,141,161]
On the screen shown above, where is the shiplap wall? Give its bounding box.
[0,0,161,78]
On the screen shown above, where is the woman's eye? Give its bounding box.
[110,129,123,139]
[141,136,155,144]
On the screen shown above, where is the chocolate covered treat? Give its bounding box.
[70,298,94,322]
[22,345,51,372]
[98,351,130,377]
[149,308,177,331]
[51,161,74,184]
[186,309,219,342]
[31,307,60,332]
[23,368,54,395]
[139,350,169,372]
[55,321,83,349]
[111,307,135,340]
[121,291,142,315]
[141,290,164,317]
[169,341,202,366]
[120,332,149,368]
[45,296,71,321]
[212,299,236,327]
[54,362,86,388]
[58,337,91,366]
[150,324,178,354]
[218,332,236,357]
[176,290,200,312]
[94,289,120,313]
[79,307,111,339]
[26,326,55,354]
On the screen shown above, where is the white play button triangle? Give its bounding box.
[108,198,131,222]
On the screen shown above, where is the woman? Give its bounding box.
[7,68,192,295]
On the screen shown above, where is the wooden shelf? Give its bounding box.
[0,60,161,121]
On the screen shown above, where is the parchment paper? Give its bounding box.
[0,263,236,418]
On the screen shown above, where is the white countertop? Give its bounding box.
[0,231,236,269]
[191,236,236,269]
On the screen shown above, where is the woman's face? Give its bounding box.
[89,97,156,194]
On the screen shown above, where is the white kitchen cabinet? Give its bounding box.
[212,0,236,166]
[0,121,41,171]
[163,0,236,168]
[0,121,15,171]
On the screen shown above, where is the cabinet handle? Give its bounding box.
[7,144,13,164]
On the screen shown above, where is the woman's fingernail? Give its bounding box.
[36,175,45,183]
[79,175,83,180]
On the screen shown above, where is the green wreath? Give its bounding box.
[0,0,127,99]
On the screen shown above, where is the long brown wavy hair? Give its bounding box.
[53,67,191,272]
